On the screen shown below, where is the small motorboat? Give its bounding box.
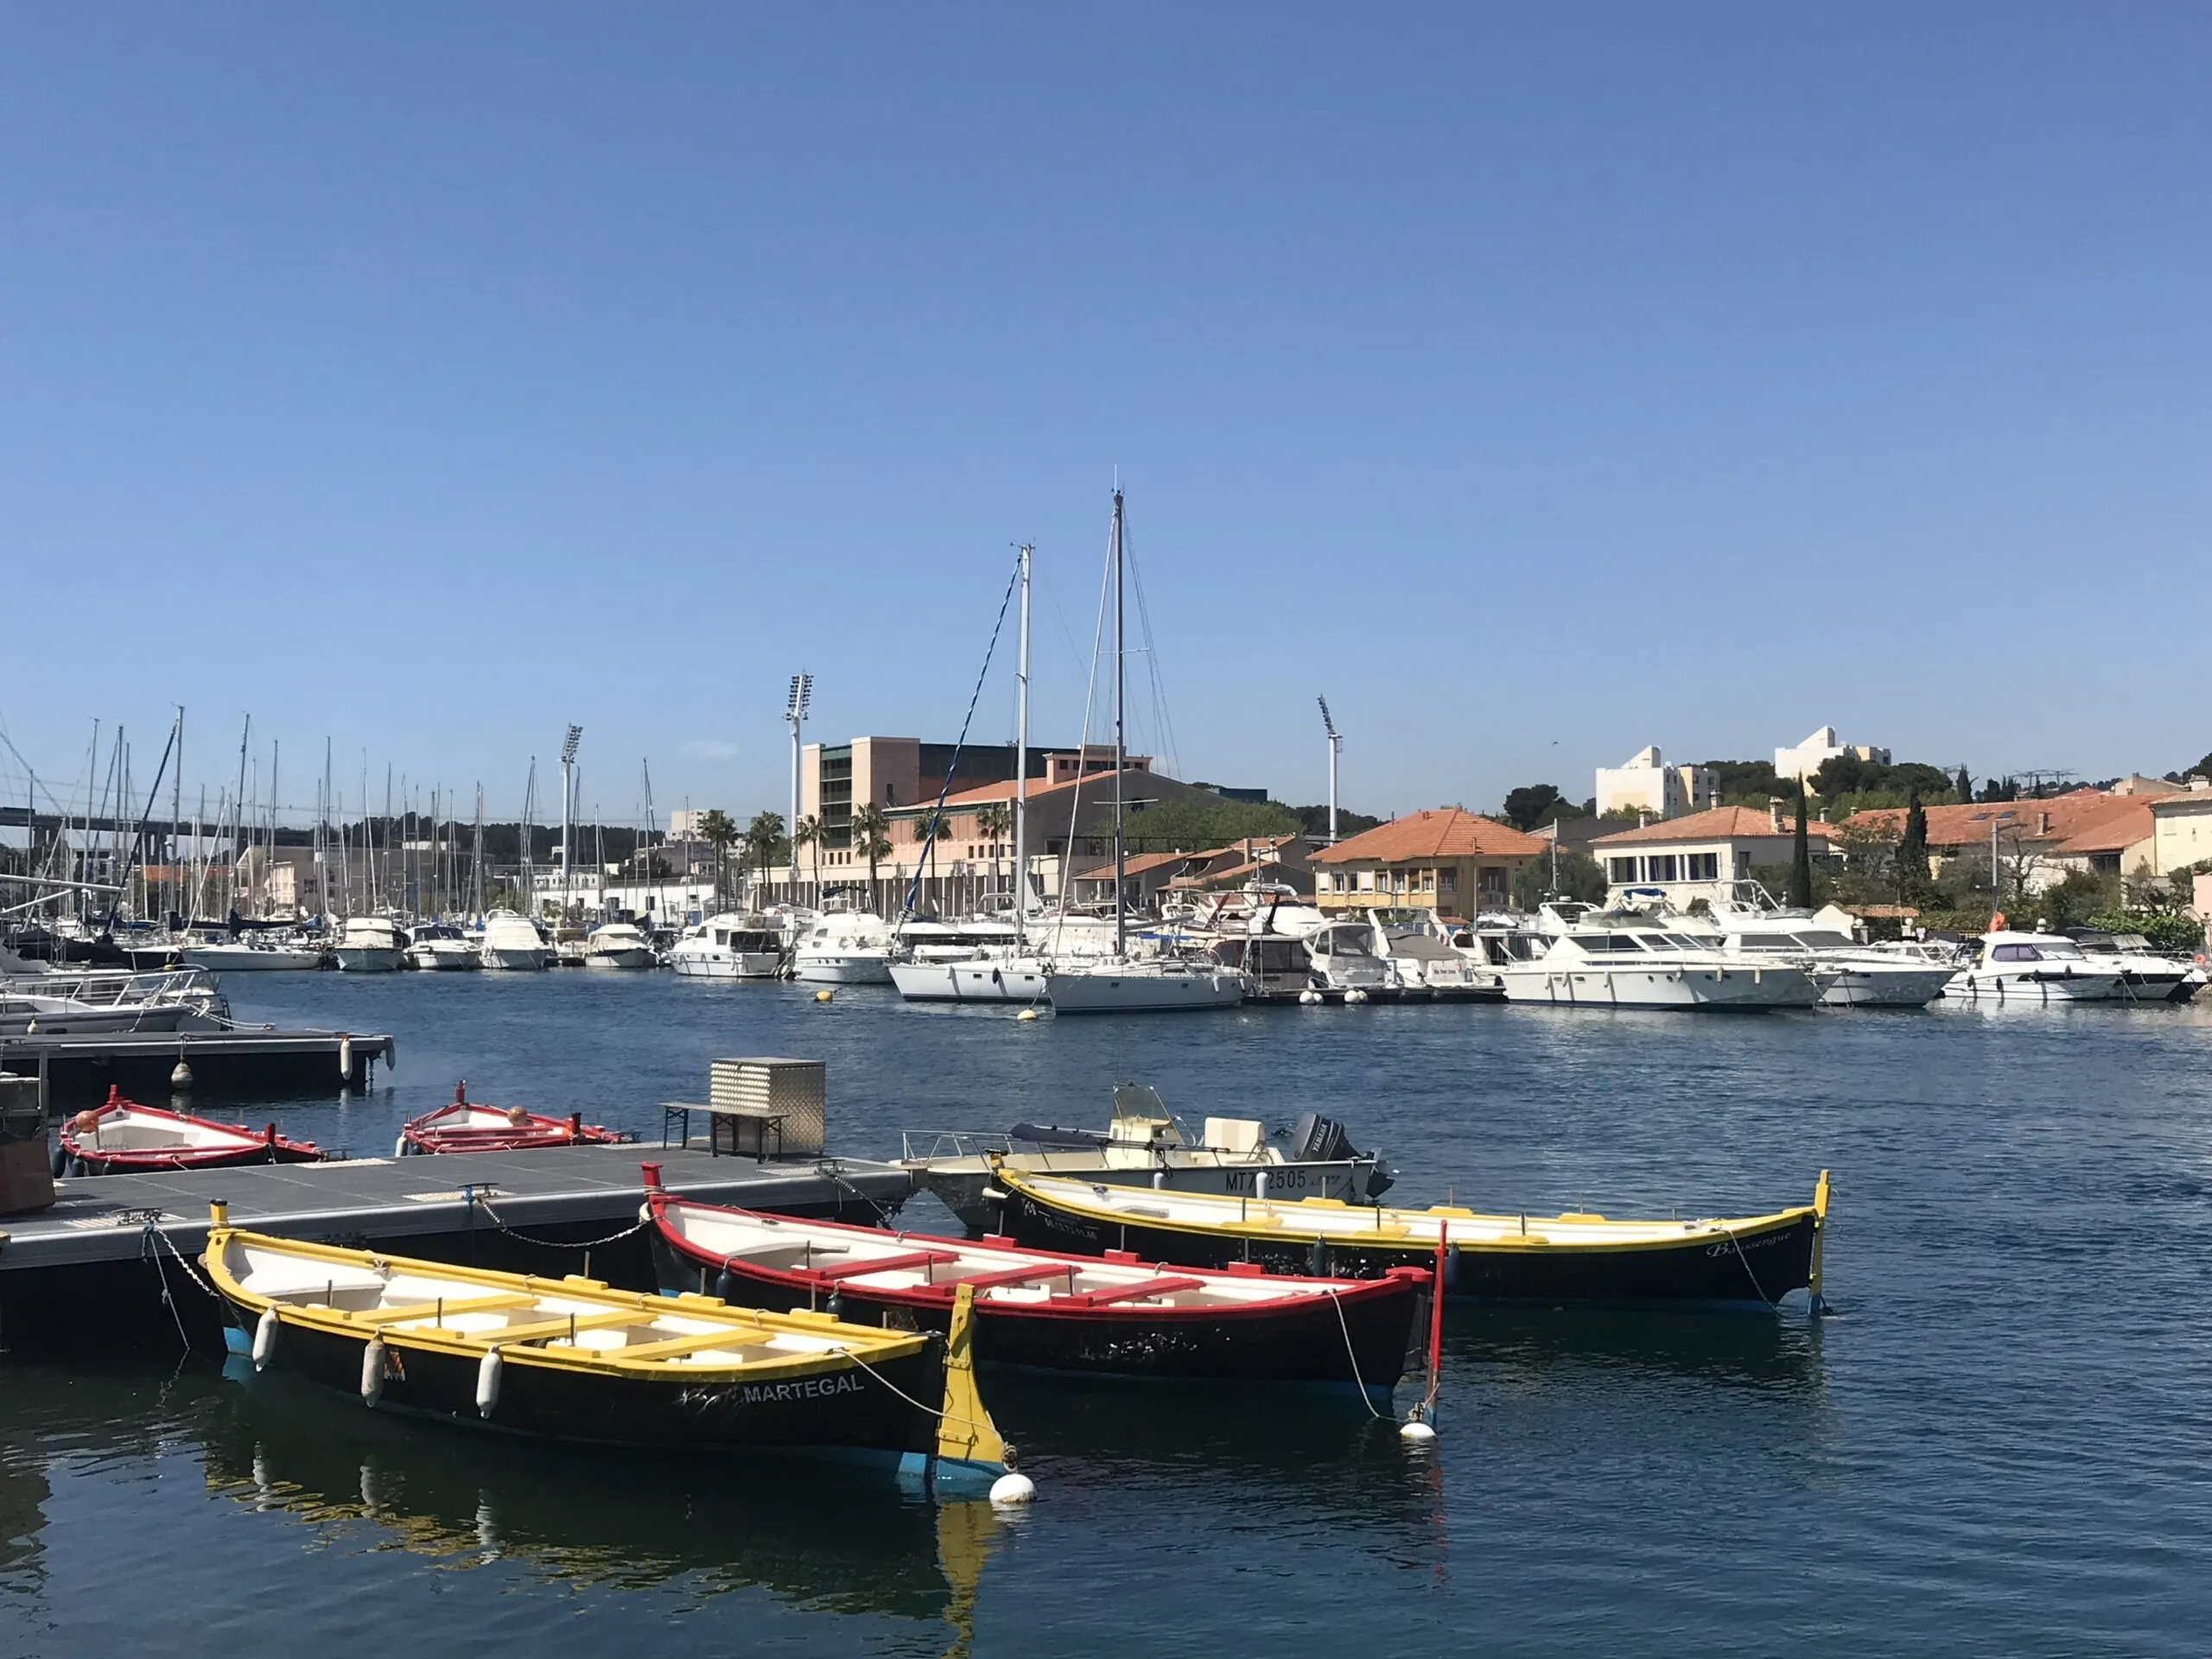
[986,1161,1832,1311]
[396,1083,627,1154]
[202,1213,1012,1491]
[57,1087,322,1175]
[647,1171,1425,1398]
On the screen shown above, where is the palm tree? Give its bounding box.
[695,809,739,912]
[974,802,1012,906]
[744,810,786,908]
[792,814,821,908]
[849,804,893,917]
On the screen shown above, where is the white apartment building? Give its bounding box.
[1594,746,1714,821]
[1775,726,1890,783]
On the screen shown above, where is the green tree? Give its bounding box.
[1500,784,1573,831]
[1122,796,1300,853]
[974,801,1012,903]
[1789,781,1814,908]
[695,809,740,911]
[1955,766,1973,802]
[791,814,821,907]
[1897,793,1931,901]
[1511,848,1606,910]
[849,803,893,916]
[744,810,787,907]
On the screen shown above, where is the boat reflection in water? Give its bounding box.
[200,1362,1006,1621]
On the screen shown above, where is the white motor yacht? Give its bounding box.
[175,936,324,973]
[404,923,480,971]
[2060,928,2203,1003]
[667,914,786,979]
[793,910,895,984]
[1684,888,1954,1007]
[1945,931,2125,1003]
[1301,920,1397,1002]
[334,916,407,973]
[1497,921,1819,1009]
[1365,912,1502,1001]
[583,921,658,969]
[477,909,550,971]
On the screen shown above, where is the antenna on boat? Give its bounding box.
[1317,697,1341,845]
[786,674,812,911]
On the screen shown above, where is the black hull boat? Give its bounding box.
[988,1163,1830,1311]
[201,1211,1013,1491]
[647,1178,1421,1398]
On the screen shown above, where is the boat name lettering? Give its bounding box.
[1220,1169,1310,1192]
[1705,1232,1784,1257]
[741,1372,866,1405]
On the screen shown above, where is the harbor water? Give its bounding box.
[6,974,2211,1656]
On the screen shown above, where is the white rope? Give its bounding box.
[1326,1289,1393,1422]
[1716,1222,1770,1304]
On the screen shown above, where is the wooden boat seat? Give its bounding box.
[1058,1275,1205,1308]
[612,1328,784,1363]
[346,1292,539,1326]
[948,1262,1075,1294]
[481,1308,691,1345]
[811,1249,963,1283]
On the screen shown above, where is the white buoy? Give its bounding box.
[1015,1007,1039,1022]
[815,988,834,1003]
[1346,988,1369,1005]
[360,1337,386,1406]
[475,1347,503,1418]
[170,1059,194,1090]
[988,1471,1036,1507]
[1299,988,1321,1006]
[339,1033,353,1082]
[1399,1419,1438,1445]
[251,1306,279,1371]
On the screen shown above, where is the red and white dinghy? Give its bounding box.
[395,1082,626,1155]
[58,1086,322,1176]
[645,1166,1427,1399]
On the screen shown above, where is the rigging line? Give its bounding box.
[1120,525,1181,780]
[899,556,1022,921]
[1052,507,1116,940]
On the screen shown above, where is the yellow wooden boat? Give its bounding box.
[988,1162,1832,1309]
[201,1201,1010,1491]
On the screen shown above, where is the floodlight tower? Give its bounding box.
[1317,696,1342,844]
[786,674,813,906]
[560,724,582,914]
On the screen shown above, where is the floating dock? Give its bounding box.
[0,1143,912,1354]
[0,1027,395,1107]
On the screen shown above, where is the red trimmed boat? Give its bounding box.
[396,1083,626,1155]
[645,1166,1425,1401]
[58,1086,322,1176]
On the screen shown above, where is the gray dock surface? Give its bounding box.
[0,1143,911,1271]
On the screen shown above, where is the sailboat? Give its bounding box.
[1041,492,1245,1014]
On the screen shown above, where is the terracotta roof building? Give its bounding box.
[1589,804,1834,907]
[1846,789,2160,890]
[1311,809,1546,918]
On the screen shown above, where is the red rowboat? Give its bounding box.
[57,1086,322,1176]
[396,1082,626,1155]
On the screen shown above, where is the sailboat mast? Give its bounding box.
[1112,490,1126,958]
[1014,543,1031,947]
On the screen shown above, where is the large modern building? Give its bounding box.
[1593,747,1713,821]
[797,737,1127,872]
[1774,726,1890,782]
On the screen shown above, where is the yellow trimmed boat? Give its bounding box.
[201,1203,1010,1491]
[988,1162,1832,1310]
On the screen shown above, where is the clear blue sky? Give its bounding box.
[3,4,2206,827]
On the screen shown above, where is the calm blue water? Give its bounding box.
[7,974,2212,1656]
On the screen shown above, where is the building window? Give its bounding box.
[1609,857,1638,883]
[1685,853,1719,881]
[1421,869,1435,893]
[1646,855,1679,882]
[1733,850,1751,877]
[1440,869,1456,895]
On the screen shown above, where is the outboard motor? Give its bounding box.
[1287,1112,1354,1164]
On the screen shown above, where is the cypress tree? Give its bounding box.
[1789,779,1815,908]
[1897,791,1930,900]
[1954,765,1972,803]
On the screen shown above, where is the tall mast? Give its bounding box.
[170,707,184,927]
[321,738,334,918]
[232,717,250,919]
[1112,489,1126,958]
[1014,543,1031,947]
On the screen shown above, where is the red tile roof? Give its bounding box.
[1591,806,1830,847]
[1312,808,1546,865]
[1847,790,2140,851]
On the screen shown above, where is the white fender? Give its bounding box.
[360,1336,386,1406]
[339,1034,353,1081]
[393,1135,410,1157]
[475,1346,503,1418]
[251,1306,278,1371]
[988,1472,1036,1507]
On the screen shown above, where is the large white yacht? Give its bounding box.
[583,920,658,969]
[1684,888,1955,1007]
[2061,927,2204,1003]
[334,915,407,973]
[1496,920,1819,1009]
[1944,931,2124,1003]
[668,914,786,979]
[477,909,549,970]
[793,909,896,984]
[403,922,480,971]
